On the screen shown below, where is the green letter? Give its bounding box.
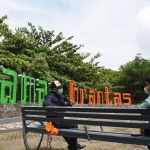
[36,79,47,104]
[21,76,35,104]
[0,67,17,104]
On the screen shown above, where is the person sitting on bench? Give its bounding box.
[43,80,86,150]
[140,76,150,109]
[140,76,150,150]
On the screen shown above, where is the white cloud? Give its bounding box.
[137,6,150,31]
[0,0,150,70]
[136,6,150,60]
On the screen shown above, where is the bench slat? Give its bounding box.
[25,116,150,129]
[21,106,150,114]
[25,127,150,146]
[24,111,150,121]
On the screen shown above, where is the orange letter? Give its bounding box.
[123,93,131,106]
[80,89,86,104]
[88,90,95,105]
[96,91,103,105]
[69,80,75,101]
[74,87,78,104]
[104,87,112,105]
[114,92,122,105]
[69,80,78,104]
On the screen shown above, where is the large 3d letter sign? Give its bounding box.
[36,79,48,104]
[0,67,17,104]
[20,75,36,104]
[69,80,131,105]
[0,66,132,105]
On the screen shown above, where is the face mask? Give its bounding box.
[57,88,63,95]
[144,87,150,94]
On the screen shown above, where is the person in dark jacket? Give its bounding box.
[43,80,86,150]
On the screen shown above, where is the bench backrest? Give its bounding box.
[20,106,150,130]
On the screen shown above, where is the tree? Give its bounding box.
[112,54,150,104]
[0,15,105,102]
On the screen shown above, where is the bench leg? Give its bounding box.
[84,125,91,141]
[23,128,44,150]
[22,121,44,150]
[100,126,103,131]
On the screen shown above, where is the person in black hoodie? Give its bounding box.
[43,80,86,150]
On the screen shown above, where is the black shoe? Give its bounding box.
[68,144,77,150]
[77,144,86,149]
[68,144,86,150]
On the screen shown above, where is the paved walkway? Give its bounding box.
[0,121,23,131]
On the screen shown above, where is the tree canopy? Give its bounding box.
[0,15,106,102]
[112,54,150,104]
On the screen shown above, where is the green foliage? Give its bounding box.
[0,15,105,102]
[112,53,150,104]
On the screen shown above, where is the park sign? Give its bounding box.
[0,66,47,104]
[69,80,131,106]
[0,66,131,105]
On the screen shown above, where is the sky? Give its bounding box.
[0,0,150,70]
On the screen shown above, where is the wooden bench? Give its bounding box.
[20,106,150,150]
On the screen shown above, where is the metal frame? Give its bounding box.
[23,121,44,150]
